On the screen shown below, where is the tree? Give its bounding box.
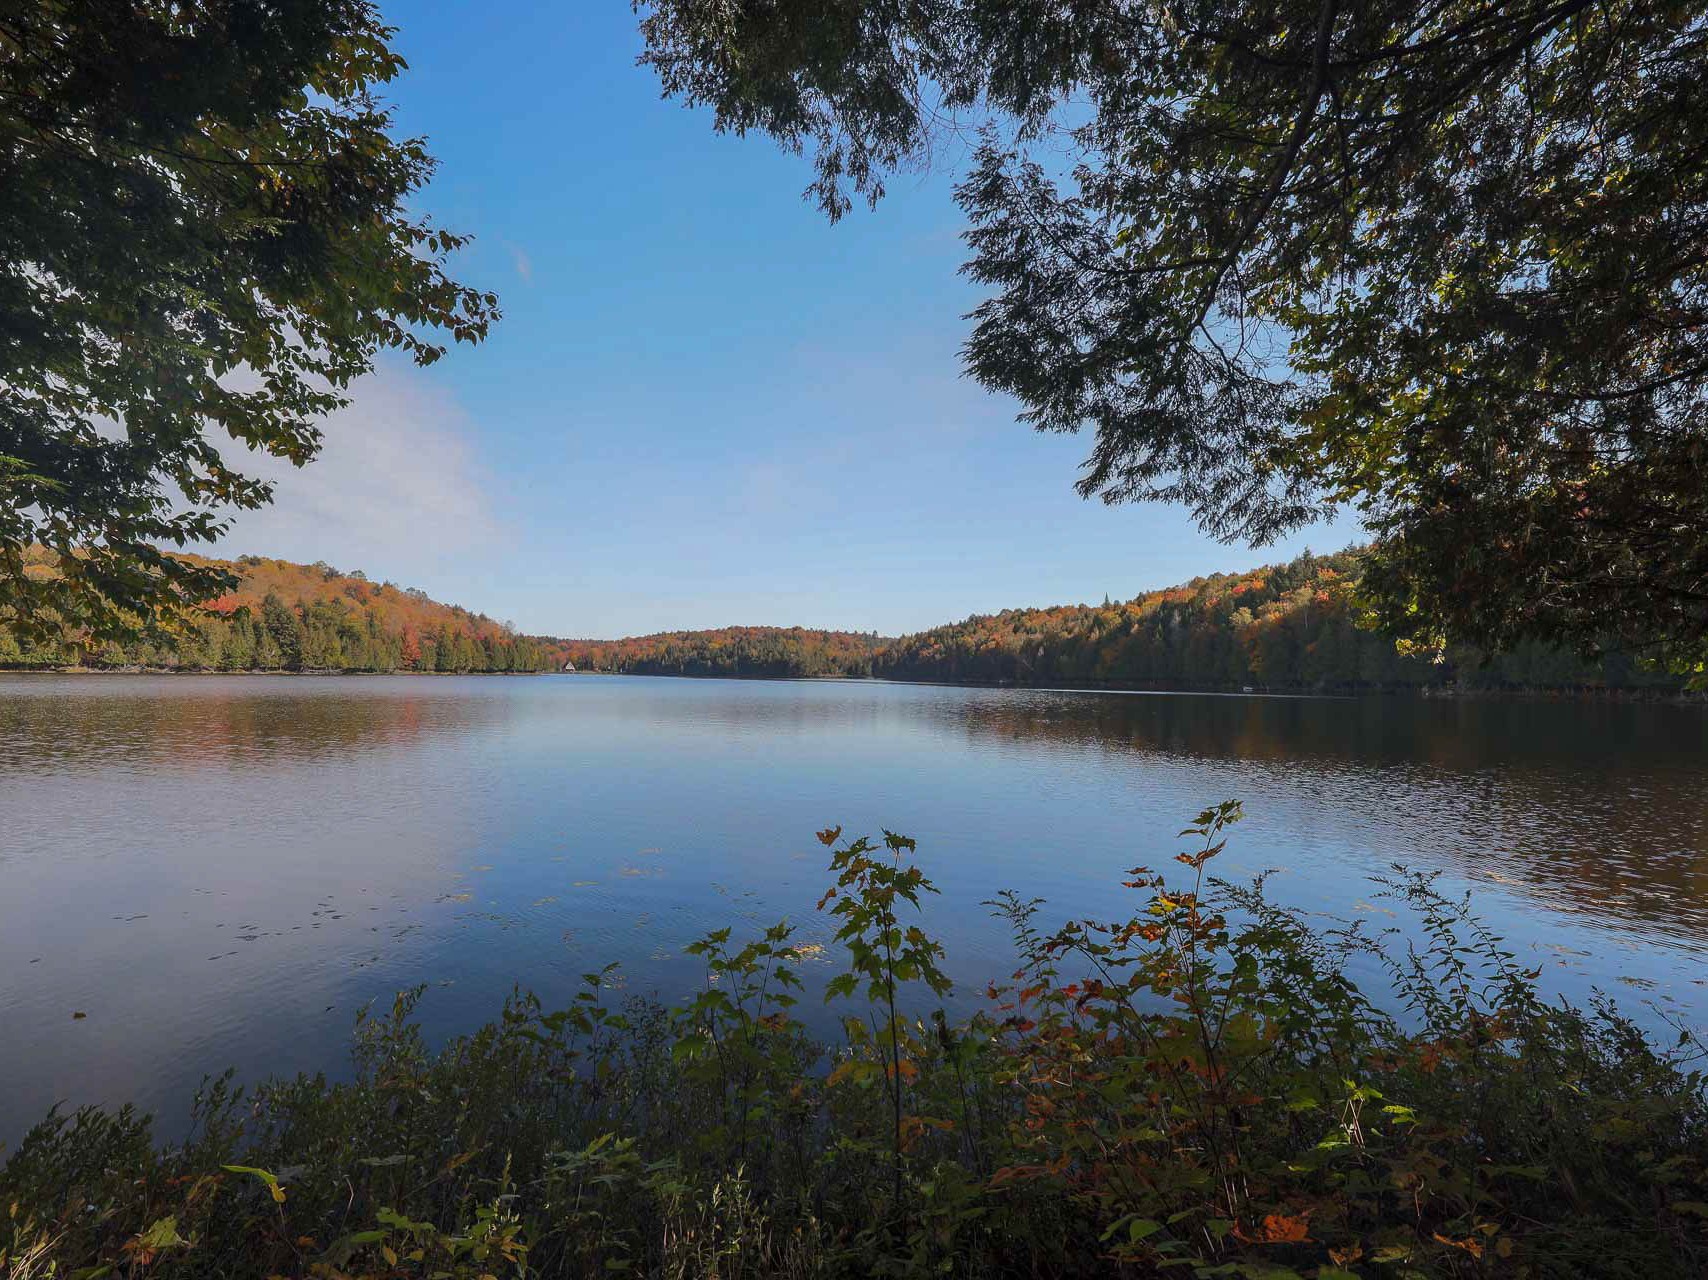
[260,592,304,671]
[399,625,422,670]
[1,1,498,641]
[637,0,1708,678]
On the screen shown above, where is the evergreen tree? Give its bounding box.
[261,593,305,671]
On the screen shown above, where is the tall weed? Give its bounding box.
[4,808,1704,1278]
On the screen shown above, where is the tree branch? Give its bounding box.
[1192,0,1339,333]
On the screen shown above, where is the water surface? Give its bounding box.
[2,674,1705,1145]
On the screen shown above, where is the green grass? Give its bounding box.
[5,806,1706,1278]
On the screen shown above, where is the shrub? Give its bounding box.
[4,808,1705,1277]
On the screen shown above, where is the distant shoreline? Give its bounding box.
[0,666,552,678]
[8,665,1696,703]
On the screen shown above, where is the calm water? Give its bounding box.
[2,673,1706,1145]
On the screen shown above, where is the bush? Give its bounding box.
[4,808,1706,1278]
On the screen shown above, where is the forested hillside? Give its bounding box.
[0,549,570,673]
[548,551,1678,692]
[561,626,888,678]
[874,551,1682,693]
[0,547,1683,691]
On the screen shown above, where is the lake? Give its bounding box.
[2,673,1705,1146]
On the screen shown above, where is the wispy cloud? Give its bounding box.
[213,366,501,579]
[507,242,534,285]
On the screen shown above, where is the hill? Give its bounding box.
[873,550,1682,693]
[553,549,1681,692]
[560,626,889,679]
[1,549,571,674]
[0,547,1685,691]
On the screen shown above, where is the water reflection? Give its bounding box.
[1,674,1704,1146]
[917,690,1708,943]
[924,686,1708,770]
[0,674,508,777]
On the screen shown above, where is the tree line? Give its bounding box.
[561,626,888,679]
[2,548,1684,691]
[0,591,560,674]
[871,552,1684,693]
[0,551,568,674]
[562,551,1683,693]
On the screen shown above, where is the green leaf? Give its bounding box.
[135,1216,186,1251]
[222,1164,286,1203]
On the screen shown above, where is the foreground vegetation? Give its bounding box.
[6,808,1705,1279]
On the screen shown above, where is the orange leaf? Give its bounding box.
[1433,1232,1485,1258]
[1236,1213,1313,1244]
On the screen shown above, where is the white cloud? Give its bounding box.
[212,366,501,578]
[506,242,534,284]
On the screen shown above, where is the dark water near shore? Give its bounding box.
[2,673,1705,1146]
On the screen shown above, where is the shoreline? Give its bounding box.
[9,665,1695,703]
[0,665,553,678]
[558,668,1702,703]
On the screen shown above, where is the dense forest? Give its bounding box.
[872,551,1684,693]
[0,550,571,674]
[564,551,1681,693]
[0,548,1685,691]
[560,626,888,678]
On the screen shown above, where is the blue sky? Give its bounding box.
[219,3,1348,639]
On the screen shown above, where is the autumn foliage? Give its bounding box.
[0,547,1686,690]
[560,626,888,679]
[537,551,1687,692]
[0,551,571,674]
[874,551,1684,693]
